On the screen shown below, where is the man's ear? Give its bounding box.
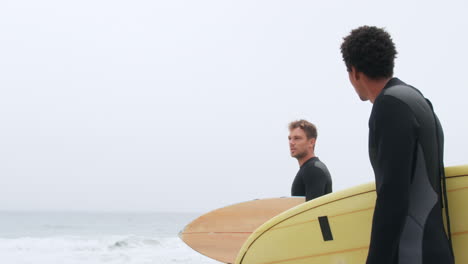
[351,66,361,81]
[309,138,316,147]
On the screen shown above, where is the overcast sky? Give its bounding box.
[0,0,467,213]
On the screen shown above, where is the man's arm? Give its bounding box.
[302,165,329,201]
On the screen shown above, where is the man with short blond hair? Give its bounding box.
[288,119,332,201]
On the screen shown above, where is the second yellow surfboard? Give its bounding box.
[236,165,468,264]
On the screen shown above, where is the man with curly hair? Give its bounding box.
[340,26,454,264]
[288,119,332,201]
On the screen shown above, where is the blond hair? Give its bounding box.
[288,119,317,139]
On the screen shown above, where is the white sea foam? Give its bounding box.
[0,212,219,264]
[0,235,219,264]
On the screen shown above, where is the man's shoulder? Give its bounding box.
[376,81,433,122]
[382,85,422,101]
[377,78,425,107]
[302,158,330,175]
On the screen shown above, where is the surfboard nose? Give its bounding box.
[179,197,304,263]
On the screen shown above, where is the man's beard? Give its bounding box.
[292,151,307,160]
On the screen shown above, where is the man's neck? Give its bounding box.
[298,153,315,167]
[366,77,392,103]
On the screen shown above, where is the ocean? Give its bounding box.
[0,211,220,264]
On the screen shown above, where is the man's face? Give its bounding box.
[288,128,314,159]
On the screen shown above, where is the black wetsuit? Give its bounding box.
[366,78,453,264]
[291,157,332,201]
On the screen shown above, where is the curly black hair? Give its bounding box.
[340,26,397,79]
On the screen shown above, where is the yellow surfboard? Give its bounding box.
[236,165,468,264]
[179,197,304,263]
